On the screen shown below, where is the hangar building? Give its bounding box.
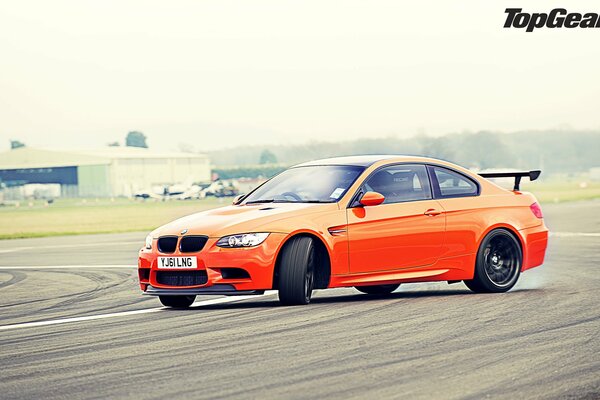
[0,147,211,197]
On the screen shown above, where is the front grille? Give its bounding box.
[157,236,178,253]
[179,236,208,253]
[156,271,208,286]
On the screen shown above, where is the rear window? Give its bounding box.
[431,166,478,198]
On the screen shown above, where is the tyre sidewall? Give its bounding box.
[278,236,315,305]
[355,284,399,295]
[159,295,196,308]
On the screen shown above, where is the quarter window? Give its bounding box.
[431,166,478,198]
[363,164,432,204]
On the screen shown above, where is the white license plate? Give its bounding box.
[157,257,197,269]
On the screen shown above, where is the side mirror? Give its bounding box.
[232,194,245,205]
[359,191,385,207]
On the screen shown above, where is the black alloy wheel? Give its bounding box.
[464,229,522,293]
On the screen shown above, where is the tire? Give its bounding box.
[355,284,399,295]
[159,295,196,308]
[464,229,522,293]
[278,236,316,305]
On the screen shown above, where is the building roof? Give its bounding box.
[78,147,209,160]
[294,155,434,167]
[0,147,209,170]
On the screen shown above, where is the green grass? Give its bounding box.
[0,179,598,240]
[0,197,226,240]
[518,180,600,204]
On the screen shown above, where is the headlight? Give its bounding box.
[216,233,270,248]
[145,234,153,249]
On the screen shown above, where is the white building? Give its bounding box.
[0,147,211,197]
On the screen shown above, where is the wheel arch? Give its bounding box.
[272,230,332,290]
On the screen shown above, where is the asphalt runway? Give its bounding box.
[0,201,599,399]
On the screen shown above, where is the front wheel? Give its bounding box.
[464,229,522,293]
[159,295,196,308]
[278,236,316,305]
[355,284,399,295]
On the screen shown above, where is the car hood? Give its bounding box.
[151,202,337,238]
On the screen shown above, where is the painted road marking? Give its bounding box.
[0,241,141,254]
[0,291,277,332]
[549,232,600,237]
[0,265,135,269]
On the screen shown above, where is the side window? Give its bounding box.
[431,166,478,198]
[364,164,432,204]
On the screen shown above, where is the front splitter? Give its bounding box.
[143,284,265,296]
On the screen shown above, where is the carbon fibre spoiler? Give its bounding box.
[478,170,541,191]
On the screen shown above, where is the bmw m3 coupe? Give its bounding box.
[138,155,548,307]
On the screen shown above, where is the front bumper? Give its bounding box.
[138,233,286,294]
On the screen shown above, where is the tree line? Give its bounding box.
[209,129,600,175]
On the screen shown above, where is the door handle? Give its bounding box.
[424,208,443,217]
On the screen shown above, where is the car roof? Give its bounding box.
[293,155,436,168]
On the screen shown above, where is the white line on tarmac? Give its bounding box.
[0,265,135,269]
[0,291,276,332]
[549,232,600,237]
[0,241,141,254]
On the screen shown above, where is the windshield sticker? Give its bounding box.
[330,188,345,199]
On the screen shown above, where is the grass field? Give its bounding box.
[0,197,226,240]
[520,180,600,204]
[0,180,599,239]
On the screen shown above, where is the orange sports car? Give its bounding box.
[138,156,548,308]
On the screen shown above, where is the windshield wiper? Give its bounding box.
[245,199,276,204]
[246,199,332,204]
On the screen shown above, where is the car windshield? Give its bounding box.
[243,165,364,204]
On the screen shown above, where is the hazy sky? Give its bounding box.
[1,1,599,152]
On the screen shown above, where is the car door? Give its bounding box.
[346,164,446,273]
[427,165,482,260]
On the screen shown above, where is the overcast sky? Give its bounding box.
[1,0,599,152]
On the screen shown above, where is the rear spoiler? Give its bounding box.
[478,170,541,191]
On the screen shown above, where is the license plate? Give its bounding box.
[157,257,197,269]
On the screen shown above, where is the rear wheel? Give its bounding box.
[464,229,521,293]
[159,295,196,308]
[355,284,399,295]
[278,236,316,305]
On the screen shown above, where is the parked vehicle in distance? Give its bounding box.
[133,180,241,201]
[201,180,240,198]
[138,155,548,307]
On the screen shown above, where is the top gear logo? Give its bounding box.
[504,8,600,32]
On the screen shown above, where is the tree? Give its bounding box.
[455,131,513,169]
[418,135,456,161]
[259,149,277,164]
[125,131,148,148]
[107,141,120,147]
[10,140,25,149]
